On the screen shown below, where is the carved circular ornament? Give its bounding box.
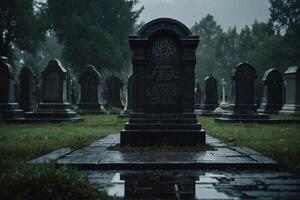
[152,38,177,63]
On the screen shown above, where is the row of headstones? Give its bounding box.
[0,57,128,120]
[195,62,300,115]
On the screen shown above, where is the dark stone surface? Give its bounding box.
[280,66,300,115]
[0,57,24,120]
[202,74,218,111]
[19,66,35,112]
[25,59,81,122]
[32,133,278,170]
[194,81,201,110]
[77,65,105,114]
[105,75,124,109]
[85,170,300,200]
[121,18,205,146]
[216,62,270,123]
[258,68,283,114]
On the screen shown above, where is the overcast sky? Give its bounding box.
[134,0,271,31]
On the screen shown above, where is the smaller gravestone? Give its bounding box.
[25,59,81,122]
[258,68,283,114]
[194,81,201,110]
[216,62,270,122]
[77,65,105,114]
[198,74,219,116]
[105,75,124,111]
[19,66,35,112]
[119,74,133,117]
[0,57,24,120]
[280,66,300,115]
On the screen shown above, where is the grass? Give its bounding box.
[198,115,300,173]
[0,115,126,200]
[0,114,300,199]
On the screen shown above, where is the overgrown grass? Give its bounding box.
[0,115,126,200]
[199,116,300,173]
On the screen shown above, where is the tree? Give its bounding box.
[0,0,47,61]
[47,0,143,72]
[191,14,223,82]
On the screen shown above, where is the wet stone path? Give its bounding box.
[30,134,300,199]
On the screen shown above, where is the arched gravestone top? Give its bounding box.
[0,56,15,78]
[42,59,67,79]
[230,62,257,80]
[261,68,282,84]
[79,65,101,83]
[138,18,192,38]
[20,66,35,78]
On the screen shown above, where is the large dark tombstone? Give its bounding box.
[258,68,283,114]
[105,75,124,110]
[121,18,205,146]
[0,57,24,119]
[77,65,105,114]
[19,66,35,112]
[216,62,269,122]
[25,59,81,122]
[194,81,201,110]
[280,66,300,115]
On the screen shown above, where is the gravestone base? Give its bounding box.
[258,103,282,114]
[25,103,82,122]
[215,112,271,123]
[197,109,222,117]
[0,103,24,120]
[120,113,206,146]
[77,103,106,114]
[118,110,131,118]
[279,104,300,115]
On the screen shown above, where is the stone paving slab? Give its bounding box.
[30,134,279,170]
[83,170,300,200]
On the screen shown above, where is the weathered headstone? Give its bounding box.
[194,81,201,110]
[280,66,300,115]
[105,75,124,110]
[19,66,35,112]
[77,65,105,114]
[202,74,218,110]
[0,57,24,119]
[258,68,283,114]
[119,74,133,117]
[121,18,205,146]
[216,62,270,122]
[25,59,81,122]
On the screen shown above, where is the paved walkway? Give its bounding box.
[30,134,300,199]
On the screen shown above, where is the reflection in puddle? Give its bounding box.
[105,172,233,199]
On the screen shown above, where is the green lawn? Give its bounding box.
[199,116,300,173]
[0,114,300,199]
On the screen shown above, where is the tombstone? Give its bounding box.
[119,74,133,117]
[120,18,205,146]
[194,81,201,110]
[258,68,283,114]
[105,75,124,110]
[25,59,81,122]
[70,77,77,106]
[215,62,269,122]
[19,66,35,112]
[77,65,105,114]
[220,78,229,109]
[202,74,218,110]
[0,57,24,120]
[280,66,300,115]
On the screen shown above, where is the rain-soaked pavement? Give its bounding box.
[31,134,300,199]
